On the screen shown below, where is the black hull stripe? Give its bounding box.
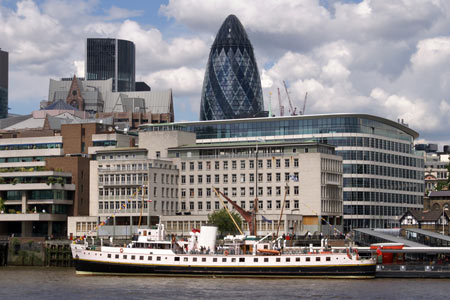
[74,259,376,278]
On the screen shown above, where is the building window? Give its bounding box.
[223,161,228,170]
[198,202,203,210]
[156,151,160,158]
[215,174,220,184]
[198,175,203,184]
[267,187,272,196]
[206,201,211,210]
[240,187,246,196]
[276,173,281,182]
[276,200,281,209]
[267,200,272,209]
[181,162,186,171]
[215,201,220,210]
[198,162,203,170]
[206,175,211,183]
[294,159,299,167]
[267,173,272,182]
[294,186,299,195]
[190,162,194,170]
[215,161,220,170]
[232,160,237,169]
[232,174,237,183]
[189,202,194,210]
[240,201,246,209]
[190,175,194,184]
[276,159,281,168]
[285,159,290,168]
[198,189,203,197]
[240,160,245,169]
[267,159,272,168]
[240,174,246,183]
[223,174,228,183]
[249,160,254,169]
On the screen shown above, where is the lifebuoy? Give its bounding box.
[224,250,229,256]
[120,248,124,253]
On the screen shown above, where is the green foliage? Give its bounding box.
[0,197,4,212]
[207,208,242,236]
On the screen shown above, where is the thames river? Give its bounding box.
[0,267,449,299]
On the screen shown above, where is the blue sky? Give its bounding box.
[1,0,450,147]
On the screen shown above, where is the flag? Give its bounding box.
[376,247,382,256]
[262,215,272,223]
[289,175,299,182]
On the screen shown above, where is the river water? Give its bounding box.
[0,267,449,299]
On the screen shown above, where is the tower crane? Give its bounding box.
[283,80,297,116]
[300,92,308,115]
[277,88,284,116]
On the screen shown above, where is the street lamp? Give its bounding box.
[442,205,449,235]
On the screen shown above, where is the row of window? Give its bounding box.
[99,187,178,199]
[181,172,300,185]
[180,199,300,211]
[106,254,333,263]
[98,200,177,212]
[343,163,423,180]
[181,158,300,172]
[181,185,299,198]
[337,150,423,168]
[343,178,424,193]
[0,143,62,151]
[343,191,422,205]
[343,204,412,217]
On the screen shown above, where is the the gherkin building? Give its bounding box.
[200,15,265,120]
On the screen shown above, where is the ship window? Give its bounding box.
[213,258,218,262]
[264,258,269,262]
[184,257,189,262]
[193,258,197,262]
[326,257,331,262]
[253,258,258,263]
[107,254,111,258]
[202,258,206,262]
[316,257,320,262]
[148,256,152,261]
[285,258,290,262]
[157,256,161,261]
[306,257,310,262]
[123,255,127,259]
[174,257,180,262]
[239,258,245,262]
[276,258,281,262]
[232,258,236,262]
[131,255,135,260]
[222,258,227,262]
[296,257,300,262]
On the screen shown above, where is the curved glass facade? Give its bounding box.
[200,15,264,120]
[142,114,424,230]
[86,38,135,92]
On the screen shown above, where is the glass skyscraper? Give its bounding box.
[86,38,135,92]
[200,15,264,120]
[0,49,8,119]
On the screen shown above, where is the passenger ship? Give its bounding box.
[71,225,376,278]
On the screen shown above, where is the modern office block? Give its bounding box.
[86,38,135,92]
[200,15,264,120]
[141,113,425,231]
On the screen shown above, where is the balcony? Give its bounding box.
[0,183,75,191]
[0,212,67,222]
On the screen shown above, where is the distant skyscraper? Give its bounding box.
[86,38,135,92]
[200,15,264,120]
[0,49,8,119]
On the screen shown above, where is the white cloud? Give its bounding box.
[2,0,450,147]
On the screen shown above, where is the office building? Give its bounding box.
[0,49,8,119]
[86,38,135,92]
[140,113,425,231]
[200,15,264,120]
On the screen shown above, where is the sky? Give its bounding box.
[1,0,450,147]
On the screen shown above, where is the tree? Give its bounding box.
[208,208,243,236]
[437,164,450,191]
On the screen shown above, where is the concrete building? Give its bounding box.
[0,49,7,119]
[140,113,424,231]
[138,127,343,236]
[68,148,179,239]
[0,122,123,237]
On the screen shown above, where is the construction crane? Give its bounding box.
[283,81,297,116]
[300,92,308,115]
[277,88,284,116]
